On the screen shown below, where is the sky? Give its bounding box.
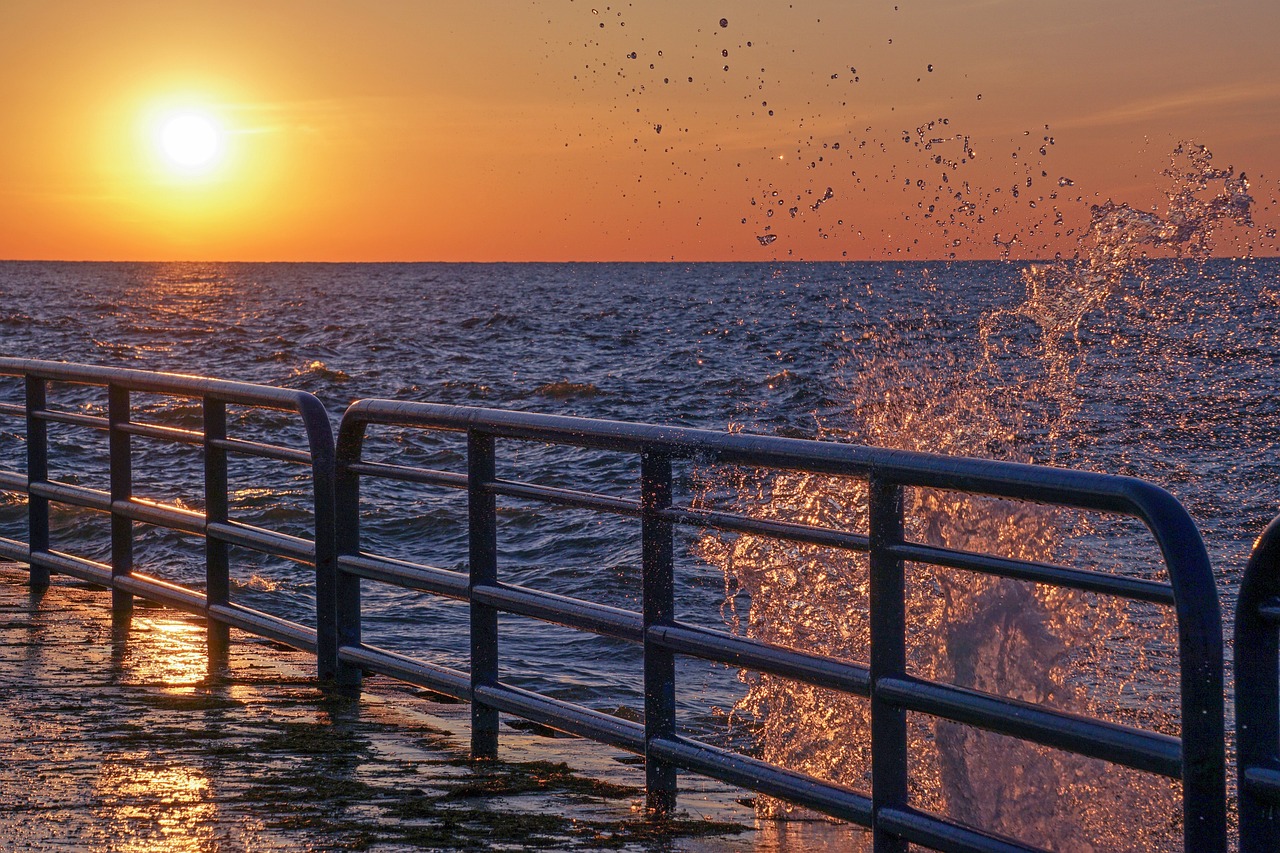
[1,0,1277,262]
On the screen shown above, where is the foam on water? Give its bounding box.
[698,144,1256,850]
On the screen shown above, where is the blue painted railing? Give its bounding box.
[1235,513,1280,852]
[331,400,1224,853]
[0,360,1250,851]
[0,358,336,674]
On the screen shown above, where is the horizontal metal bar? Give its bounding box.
[473,682,647,753]
[29,480,112,513]
[665,505,870,551]
[1256,601,1280,623]
[345,460,467,489]
[117,420,204,446]
[0,402,25,418]
[206,521,315,563]
[0,536,30,563]
[207,602,317,653]
[1244,767,1280,804]
[338,400,1171,518]
[113,572,207,614]
[29,408,108,430]
[486,479,641,517]
[876,804,1047,853]
[0,469,26,492]
[648,623,871,696]
[28,549,113,586]
[0,358,320,414]
[472,582,643,642]
[648,735,873,826]
[113,498,205,535]
[209,436,310,465]
[877,675,1182,778]
[337,553,469,600]
[890,541,1175,605]
[338,643,471,700]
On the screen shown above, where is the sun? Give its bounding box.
[158,113,223,170]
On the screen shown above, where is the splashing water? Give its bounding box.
[697,144,1255,850]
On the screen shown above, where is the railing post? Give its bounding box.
[108,384,132,617]
[1237,514,1280,852]
[24,376,49,589]
[333,418,365,689]
[468,429,499,759]
[305,399,339,684]
[869,476,906,853]
[203,398,230,662]
[641,450,677,815]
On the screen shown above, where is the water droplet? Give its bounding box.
[927,64,934,72]
[654,124,662,134]
[719,17,729,27]
[756,233,776,245]
[1058,177,1075,187]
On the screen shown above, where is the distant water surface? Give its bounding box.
[0,258,1276,743]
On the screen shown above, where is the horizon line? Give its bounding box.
[2,255,1275,265]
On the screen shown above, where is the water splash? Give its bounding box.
[698,144,1255,849]
[1012,142,1253,396]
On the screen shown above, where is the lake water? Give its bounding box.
[0,255,1276,848]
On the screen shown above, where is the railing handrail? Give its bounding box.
[0,358,337,675]
[0,357,322,413]
[333,399,1226,853]
[0,365,1235,850]
[1235,513,1280,852]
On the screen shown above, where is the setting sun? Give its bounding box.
[158,113,222,170]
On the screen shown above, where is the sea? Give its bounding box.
[0,252,1277,849]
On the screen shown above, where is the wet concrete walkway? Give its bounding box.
[0,565,861,852]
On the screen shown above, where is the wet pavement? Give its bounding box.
[0,565,864,852]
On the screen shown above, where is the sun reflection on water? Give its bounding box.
[93,763,221,853]
[116,613,212,687]
[95,610,232,852]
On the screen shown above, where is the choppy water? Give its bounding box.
[1,250,1277,848]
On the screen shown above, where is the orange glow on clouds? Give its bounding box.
[0,1,1277,261]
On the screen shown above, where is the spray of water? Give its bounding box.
[697,143,1254,850]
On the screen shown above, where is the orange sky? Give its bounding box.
[2,1,1277,261]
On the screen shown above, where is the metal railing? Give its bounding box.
[0,358,337,674]
[330,400,1225,853]
[1235,512,1280,852]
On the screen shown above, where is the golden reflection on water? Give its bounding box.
[98,610,227,852]
[116,613,211,686]
[94,763,220,853]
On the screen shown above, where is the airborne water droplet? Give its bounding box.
[756,233,777,245]
[719,17,729,27]
[1058,177,1075,187]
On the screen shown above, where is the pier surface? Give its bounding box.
[0,565,861,851]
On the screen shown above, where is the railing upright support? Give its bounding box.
[468,430,499,759]
[1236,514,1280,852]
[333,422,365,689]
[304,398,338,684]
[869,477,906,853]
[203,398,230,661]
[24,376,49,589]
[641,450,677,815]
[108,384,133,617]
